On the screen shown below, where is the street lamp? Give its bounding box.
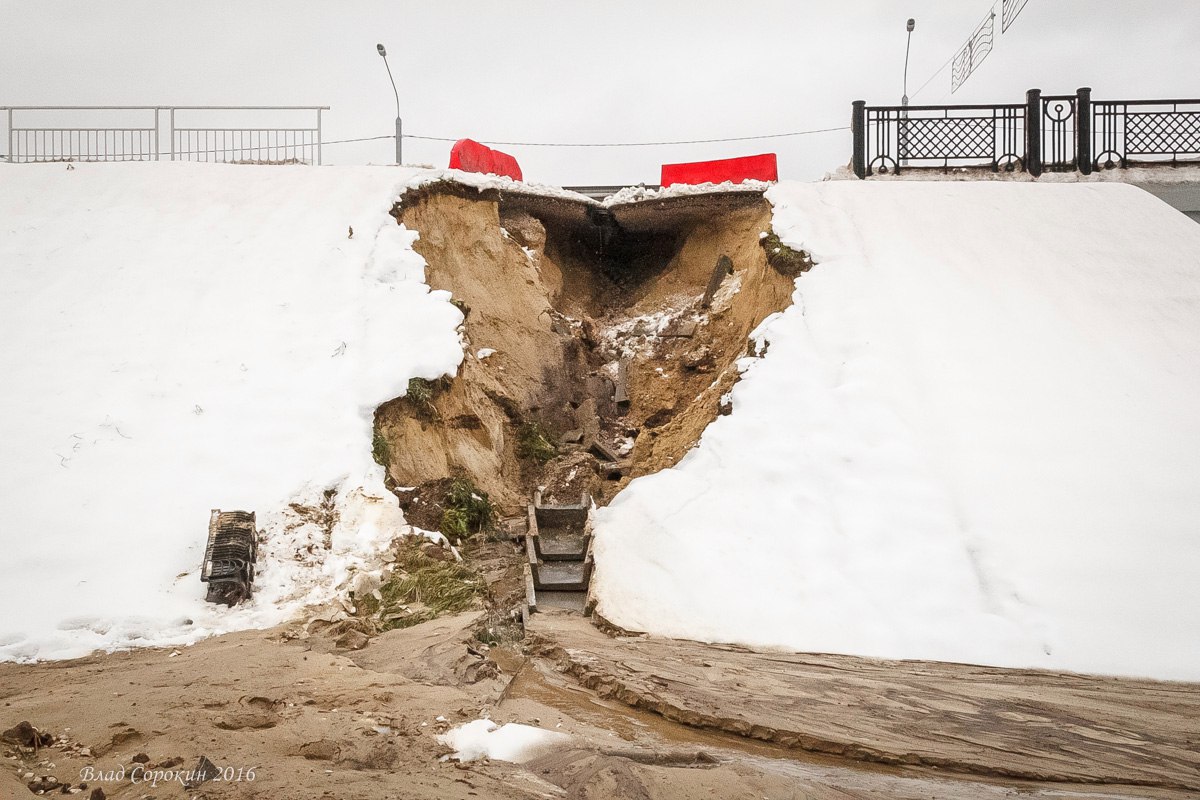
[376,43,401,165]
[902,18,915,108]
[900,19,915,170]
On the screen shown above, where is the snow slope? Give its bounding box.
[0,162,464,661]
[592,181,1200,681]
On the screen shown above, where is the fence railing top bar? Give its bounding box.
[1,105,159,111]
[12,127,155,131]
[867,102,1026,113]
[1095,98,1200,107]
[1,105,329,111]
[160,106,330,111]
[172,127,319,131]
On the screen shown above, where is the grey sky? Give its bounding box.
[1,1,1196,184]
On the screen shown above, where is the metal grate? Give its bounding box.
[901,117,994,160]
[1125,112,1200,156]
[3,106,327,164]
[862,104,1023,175]
[853,90,1200,178]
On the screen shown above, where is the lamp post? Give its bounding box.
[902,18,915,109]
[900,18,915,169]
[376,43,401,165]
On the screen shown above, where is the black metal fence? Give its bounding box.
[852,88,1200,178]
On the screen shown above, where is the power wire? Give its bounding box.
[400,126,849,148]
[168,134,394,157]
[10,125,850,161]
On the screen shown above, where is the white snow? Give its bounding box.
[592,180,1200,681]
[828,162,1200,186]
[412,168,595,204]
[438,719,570,763]
[0,162,464,662]
[603,180,772,206]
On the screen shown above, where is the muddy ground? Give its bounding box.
[3,609,1196,800]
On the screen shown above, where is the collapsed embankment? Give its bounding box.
[374,182,799,524]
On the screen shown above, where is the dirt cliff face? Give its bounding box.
[375,183,797,520]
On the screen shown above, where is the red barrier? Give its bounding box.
[449,138,523,182]
[660,153,778,187]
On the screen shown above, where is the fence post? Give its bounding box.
[316,108,323,166]
[169,108,175,161]
[851,100,867,178]
[1025,88,1042,176]
[1076,87,1092,175]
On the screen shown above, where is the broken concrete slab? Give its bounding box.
[577,397,601,444]
[662,319,698,338]
[701,254,734,309]
[587,439,622,463]
[614,358,631,407]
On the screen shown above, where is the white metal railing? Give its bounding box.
[1,106,327,164]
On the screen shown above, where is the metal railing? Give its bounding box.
[1094,98,1200,169]
[2,106,327,164]
[860,103,1025,174]
[852,88,1200,178]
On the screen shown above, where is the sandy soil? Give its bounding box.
[378,185,793,519]
[3,609,1196,800]
[529,610,1200,795]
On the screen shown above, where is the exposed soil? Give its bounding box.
[375,183,796,520]
[527,610,1200,794]
[2,611,1190,800]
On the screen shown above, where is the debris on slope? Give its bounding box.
[376,184,797,524]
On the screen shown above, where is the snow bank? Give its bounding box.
[592,180,1200,681]
[438,719,570,762]
[603,180,770,206]
[0,162,463,661]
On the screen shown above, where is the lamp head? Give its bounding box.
[906,18,915,32]
[376,43,387,57]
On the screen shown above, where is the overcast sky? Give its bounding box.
[2,1,1197,184]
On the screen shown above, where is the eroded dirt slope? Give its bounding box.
[375,184,797,521]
